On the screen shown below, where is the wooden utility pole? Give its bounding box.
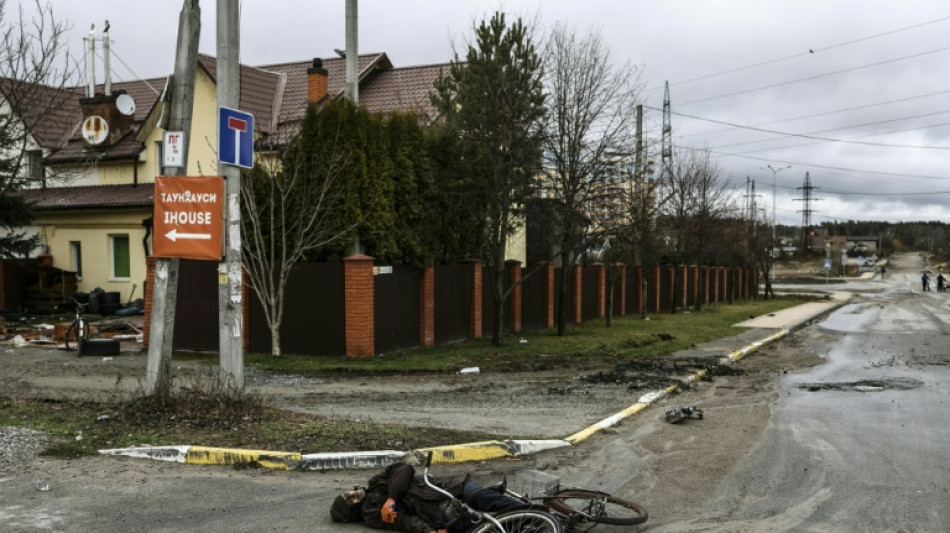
[146,0,200,396]
[217,0,244,392]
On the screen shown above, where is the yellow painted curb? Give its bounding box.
[186,446,302,470]
[565,402,649,445]
[416,441,512,464]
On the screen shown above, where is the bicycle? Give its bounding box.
[494,476,648,529]
[64,298,91,352]
[421,451,564,533]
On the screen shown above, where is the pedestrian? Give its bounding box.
[879,265,886,279]
[922,272,930,292]
[330,461,522,533]
[938,274,946,293]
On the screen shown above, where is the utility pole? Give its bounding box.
[344,0,358,104]
[761,164,790,279]
[217,0,244,392]
[796,171,821,256]
[146,0,200,396]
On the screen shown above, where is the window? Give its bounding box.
[69,241,83,279]
[27,150,45,187]
[110,234,130,280]
[156,141,163,176]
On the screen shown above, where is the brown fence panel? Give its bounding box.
[173,259,218,351]
[552,266,574,327]
[248,262,345,356]
[581,266,599,321]
[606,265,621,318]
[375,266,420,354]
[521,267,546,332]
[434,264,471,345]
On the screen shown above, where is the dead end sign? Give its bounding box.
[154,176,224,260]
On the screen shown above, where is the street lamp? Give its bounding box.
[760,164,791,280]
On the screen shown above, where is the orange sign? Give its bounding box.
[154,176,224,260]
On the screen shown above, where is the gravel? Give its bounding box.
[0,425,49,473]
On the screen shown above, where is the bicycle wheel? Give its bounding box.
[466,508,564,533]
[64,318,89,352]
[546,489,648,525]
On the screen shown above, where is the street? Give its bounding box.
[2,253,949,532]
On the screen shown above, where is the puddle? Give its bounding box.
[797,376,923,392]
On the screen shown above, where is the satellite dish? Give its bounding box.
[116,93,136,116]
[82,115,109,145]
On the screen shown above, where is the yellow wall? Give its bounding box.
[40,209,151,303]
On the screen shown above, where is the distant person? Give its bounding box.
[879,265,886,279]
[938,274,946,293]
[922,272,930,292]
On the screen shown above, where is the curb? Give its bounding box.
[99,307,836,470]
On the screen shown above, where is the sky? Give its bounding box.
[19,0,950,226]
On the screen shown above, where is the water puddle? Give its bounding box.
[797,376,923,392]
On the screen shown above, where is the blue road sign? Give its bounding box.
[218,106,254,168]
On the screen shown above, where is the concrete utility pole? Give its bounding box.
[146,0,200,396]
[344,0,358,104]
[761,164,790,280]
[217,0,244,392]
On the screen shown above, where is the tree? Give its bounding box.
[241,104,353,356]
[0,0,75,257]
[540,23,641,335]
[431,11,546,345]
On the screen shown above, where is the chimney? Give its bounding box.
[307,58,328,104]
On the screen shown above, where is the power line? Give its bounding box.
[673,143,950,181]
[650,106,950,150]
[678,45,950,106]
[652,14,950,90]
[682,88,950,138]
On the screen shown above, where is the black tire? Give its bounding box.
[546,489,648,526]
[466,508,564,533]
[64,318,90,352]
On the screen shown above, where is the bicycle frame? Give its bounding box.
[421,451,508,533]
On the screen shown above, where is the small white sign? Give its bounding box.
[373,266,394,275]
[163,131,185,168]
[824,259,832,270]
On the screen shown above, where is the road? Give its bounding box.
[2,253,949,532]
[650,252,950,532]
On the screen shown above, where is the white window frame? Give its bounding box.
[69,240,83,280]
[109,234,131,281]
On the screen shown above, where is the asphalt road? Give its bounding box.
[652,252,950,532]
[3,253,949,532]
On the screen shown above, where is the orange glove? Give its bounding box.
[381,497,398,524]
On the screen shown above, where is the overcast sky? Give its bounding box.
[24,0,950,225]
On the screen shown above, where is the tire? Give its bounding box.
[466,508,564,533]
[546,489,648,526]
[64,318,90,352]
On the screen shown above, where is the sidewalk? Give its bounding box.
[99,294,852,471]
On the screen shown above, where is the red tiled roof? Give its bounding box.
[18,184,155,210]
[25,51,446,163]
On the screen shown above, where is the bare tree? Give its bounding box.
[241,134,353,356]
[0,0,76,256]
[540,23,642,335]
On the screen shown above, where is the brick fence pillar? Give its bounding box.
[618,264,627,316]
[344,254,375,358]
[595,263,606,318]
[419,266,435,347]
[573,265,583,323]
[690,265,699,307]
[506,260,522,333]
[543,263,555,328]
[143,256,156,347]
[467,259,482,339]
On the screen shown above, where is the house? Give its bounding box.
[11,49,460,305]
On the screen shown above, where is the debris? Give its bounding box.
[519,338,528,344]
[34,323,55,330]
[35,481,50,492]
[102,357,114,362]
[665,405,704,424]
[12,335,27,347]
[458,366,480,375]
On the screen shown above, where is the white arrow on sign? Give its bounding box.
[165,228,212,242]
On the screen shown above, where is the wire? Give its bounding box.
[649,106,950,150]
[673,143,950,181]
[677,45,950,106]
[655,14,950,90]
[682,88,950,138]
